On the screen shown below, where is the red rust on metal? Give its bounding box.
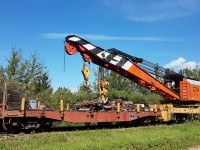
[25,110,45,117]
[63,111,158,123]
[1,106,161,123]
[45,111,62,121]
[137,112,160,118]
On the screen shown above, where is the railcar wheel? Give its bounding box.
[2,118,20,133]
[35,120,52,133]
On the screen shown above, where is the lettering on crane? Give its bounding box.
[193,86,199,92]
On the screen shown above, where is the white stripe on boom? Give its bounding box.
[110,55,123,65]
[122,61,132,70]
[69,37,80,42]
[97,51,110,59]
[83,44,96,50]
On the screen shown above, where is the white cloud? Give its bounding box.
[103,0,200,22]
[39,33,180,42]
[164,57,185,68]
[164,57,200,70]
[40,33,66,39]
[181,61,199,69]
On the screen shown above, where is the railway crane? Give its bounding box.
[0,35,200,133]
[65,35,200,102]
[65,35,200,121]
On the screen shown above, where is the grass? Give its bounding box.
[0,121,200,150]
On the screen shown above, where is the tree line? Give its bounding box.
[0,48,199,109]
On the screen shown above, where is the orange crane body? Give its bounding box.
[180,79,200,101]
[65,35,200,102]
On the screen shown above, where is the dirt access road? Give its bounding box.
[187,145,200,150]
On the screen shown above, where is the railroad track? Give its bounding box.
[0,122,138,136]
[0,120,188,136]
[0,132,15,137]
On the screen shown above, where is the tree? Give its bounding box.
[73,83,98,104]
[180,66,200,80]
[107,71,134,91]
[0,48,25,91]
[5,48,23,80]
[51,87,74,109]
[0,65,6,90]
[0,48,52,99]
[24,51,51,97]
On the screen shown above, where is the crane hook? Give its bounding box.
[81,63,90,88]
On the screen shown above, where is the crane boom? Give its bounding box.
[65,35,180,101]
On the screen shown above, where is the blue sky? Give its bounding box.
[0,0,200,91]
